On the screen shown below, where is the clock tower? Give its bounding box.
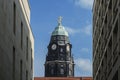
[45,17,74,77]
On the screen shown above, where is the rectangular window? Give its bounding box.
[26,70,28,80]
[60,68,64,74]
[13,2,16,35]
[26,37,28,60]
[51,69,54,74]
[31,48,33,69]
[69,70,72,76]
[21,22,23,49]
[13,46,15,80]
[113,20,118,46]
[112,71,118,80]
[20,60,22,80]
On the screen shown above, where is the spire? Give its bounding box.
[58,16,63,26]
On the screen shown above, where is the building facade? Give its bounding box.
[93,0,120,80]
[34,77,92,80]
[45,17,74,77]
[0,0,34,80]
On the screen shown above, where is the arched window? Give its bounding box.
[60,64,64,67]
[69,70,72,75]
[60,68,64,74]
[51,69,54,74]
[60,48,63,52]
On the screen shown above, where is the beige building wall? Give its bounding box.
[93,0,120,80]
[0,0,34,80]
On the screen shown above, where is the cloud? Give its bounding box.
[81,24,92,35]
[65,24,92,36]
[75,58,92,72]
[74,0,94,9]
[80,48,89,53]
[65,27,80,35]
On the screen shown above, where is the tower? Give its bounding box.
[45,17,74,77]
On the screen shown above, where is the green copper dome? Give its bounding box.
[52,17,69,36]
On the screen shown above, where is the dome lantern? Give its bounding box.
[52,17,69,36]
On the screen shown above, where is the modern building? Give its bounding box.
[34,77,92,80]
[0,0,34,80]
[45,17,74,77]
[93,0,120,80]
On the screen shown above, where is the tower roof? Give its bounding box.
[52,17,69,36]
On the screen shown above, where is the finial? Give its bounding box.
[58,16,63,25]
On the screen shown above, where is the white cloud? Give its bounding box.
[81,24,92,35]
[65,27,80,35]
[74,0,94,9]
[65,24,92,36]
[80,48,89,53]
[75,58,92,72]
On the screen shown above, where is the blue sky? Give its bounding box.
[29,0,93,77]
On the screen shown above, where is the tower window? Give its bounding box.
[61,57,64,60]
[69,64,72,69]
[60,53,63,56]
[53,37,56,40]
[60,64,64,67]
[69,70,72,75]
[60,48,63,52]
[60,68,64,74]
[51,69,54,74]
[50,64,54,67]
[58,41,64,45]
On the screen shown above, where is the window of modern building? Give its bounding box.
[26,70,28,80]
[20,60,22,80]
[26,37,28,60]
[21,22,23,49]
[13,46,15,80]
[13,2,16,35]
[113,20,118,43]
[108,0,112,10]
[112,71,118,80]
[31,48,33,69]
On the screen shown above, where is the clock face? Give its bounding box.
[51,44,57,50]
[66,45,70,52]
